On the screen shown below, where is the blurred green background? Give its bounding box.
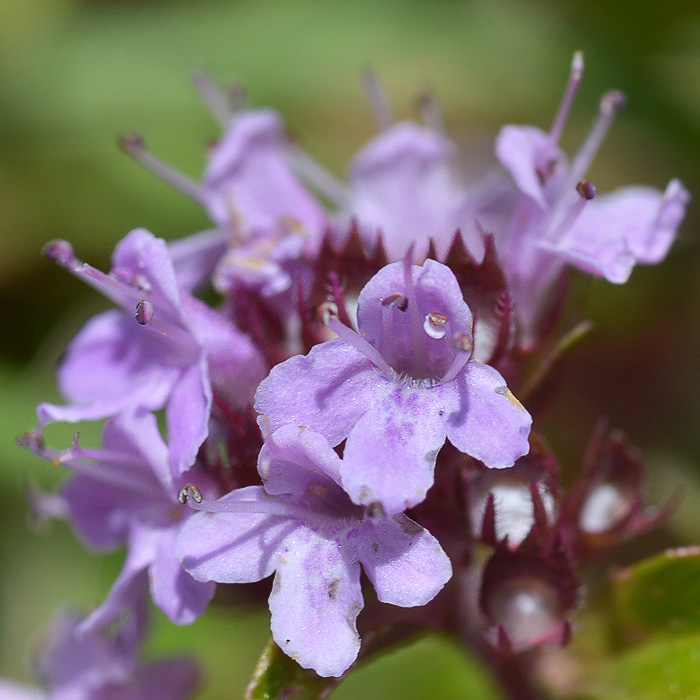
[1,0,699,697]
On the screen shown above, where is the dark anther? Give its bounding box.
[135,300,154,326]
[576,179,596,200]
[178,483,203,505]
[381,292,408,311]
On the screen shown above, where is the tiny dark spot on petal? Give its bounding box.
[392,513,423,537]
[327,578,340,601]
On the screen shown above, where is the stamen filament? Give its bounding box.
[564,89,625,195]
[403,255,426,378]
[381,304,396,369]
[179,484,349,527]
[361,67,394,131]
[119,135,204,204]
[543,180,594,245]
[417,92,446,134]
[191,69,234,128]
[327,318,394,380]
[54,452,162,495]
[549,51,584,146]
[288,145,349,209]
[439,328,472,384]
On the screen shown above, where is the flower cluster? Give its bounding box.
[21,52,688,688]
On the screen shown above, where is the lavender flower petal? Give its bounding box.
[268,524,363,678]
[177,487,294,584]
[358,513,452,606]
[438,362,532,468]
[341,388,447,513]
[255,339,382,443]
[149,526,216,625]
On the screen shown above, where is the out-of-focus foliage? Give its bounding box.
[572,548,700,700]
[1,1,698,698]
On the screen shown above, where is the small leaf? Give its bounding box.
[573,634,700,700]
[245,637,337,700]
[611,546,700,641]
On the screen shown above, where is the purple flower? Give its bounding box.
[255,259,531,514]
[0,602,199,700]
[176,424,452,677]
[26,409,215,627]
[39,228,266,475]
[347,121,511,264]
[123,105,329,298]
[494,53,690,334]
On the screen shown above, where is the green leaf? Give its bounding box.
[611,546,700,641]
[573,634,700,700]
[245,637,337,700]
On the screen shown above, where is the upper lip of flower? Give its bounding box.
[326,258,474,386]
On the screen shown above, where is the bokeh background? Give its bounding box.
[1,0,699,697]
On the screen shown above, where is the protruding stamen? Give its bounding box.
[135,300,154,326]
[361,67,394,131]
[416,91,445,134]
[549,51,584,146]
[191,69,234,128]
[381,292,408,311]
[423,312,448,340]
[43,240,74,266]
[118,133,204,204]
[227,81,249,112]
[288,145,350,209]
[544,179,596,244]
[600,89,627,116]
[178,483,203,505]
[180,492,308,521]
[575,179,596,200]
[565,88,626,193]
